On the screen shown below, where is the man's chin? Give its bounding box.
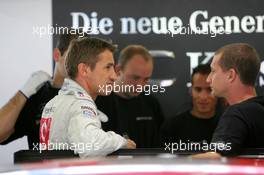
[197,108,212,114]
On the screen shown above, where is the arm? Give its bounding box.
[0,92,26,142]
[192,107,247,158]
[210,107,247,156]
[0,71,51,143]
[191,152,222,159]
[68,101,135,157]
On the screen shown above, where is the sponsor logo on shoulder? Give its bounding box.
[77,91,85,97]
[81,106,97,117]
[83,110,96,117]
[75,91,91,100]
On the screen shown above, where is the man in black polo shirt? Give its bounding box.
[193,43,264,158]
[96,45,164,148]
[0,29,87,149]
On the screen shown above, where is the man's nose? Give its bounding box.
[206,73,211,83]
[199,90,210,99]
[110,70,117,81]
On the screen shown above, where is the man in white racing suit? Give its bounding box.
[40,37,136,157]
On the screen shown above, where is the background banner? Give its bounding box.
[52,0,264,118]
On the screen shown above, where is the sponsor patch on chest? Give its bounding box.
[39,117,52,148]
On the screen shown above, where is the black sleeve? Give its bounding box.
[154,97,165,128]
[151,96,165,147]
[211,106,248,156]
[160,118,172,143]
[160,116,180,144]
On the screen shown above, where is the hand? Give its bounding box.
[97,110,108,123]
[20,71,51,98]
[126,139,136,149]
[191,152,222,159]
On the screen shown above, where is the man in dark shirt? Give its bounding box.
[96,45,164,148]
[0,29,87,149]
[193,43,264,158]
[161,64,219,146]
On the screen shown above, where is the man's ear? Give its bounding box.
[53,48,61,62]
[115,64,122,76]
[227,68,237,83]
[77,63,91,78]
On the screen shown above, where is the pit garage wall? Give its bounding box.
[0,0,52,165]
[53,0,264,118]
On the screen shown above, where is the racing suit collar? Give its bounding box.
[59,78,92,99]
